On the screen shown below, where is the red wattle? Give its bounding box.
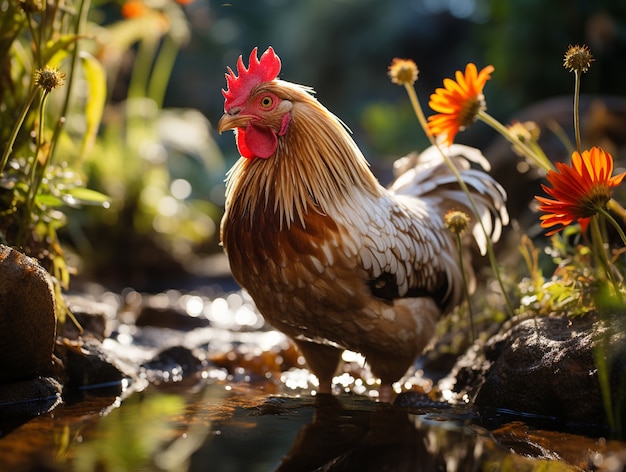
[235,129,254,158]
[236,123,277,159]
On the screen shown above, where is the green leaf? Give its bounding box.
[36,193,64,208]
[42,35,78,65]
[63,187,110,207]
[79,51,107,157]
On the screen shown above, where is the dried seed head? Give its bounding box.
[388,58,419,86]
[444,210,471,235]
[508,121,541,144]
[34,66,66,93]
[563,44,594,73]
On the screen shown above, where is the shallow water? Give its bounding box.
[1,284,626,471]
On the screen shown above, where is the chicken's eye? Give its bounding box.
[260,96,273,108]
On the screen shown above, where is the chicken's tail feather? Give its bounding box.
[389,144,509,255]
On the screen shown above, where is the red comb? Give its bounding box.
[222,47,281,111]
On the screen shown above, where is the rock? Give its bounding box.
[0,245,56,383]
[62,294,117,341]
[56,337,138,397]
[135,305,211,331]
[445,315,626,432]
[141,345,206,384]
[0,377,62,419]
[393,391,451,411]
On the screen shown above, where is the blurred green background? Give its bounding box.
[168,0,626,159]
[69,0,626,290]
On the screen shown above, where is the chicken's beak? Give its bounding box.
[217,113,249,134]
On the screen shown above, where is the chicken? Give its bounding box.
[218,47,508,401]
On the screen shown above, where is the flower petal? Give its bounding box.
[427,63,494,145]
[535,146,623,235]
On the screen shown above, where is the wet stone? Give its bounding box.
[55,337,137,397]
[0,245,56,383]
[0,377,62,419]
[141,345,207,384]
[62,294,117,341]
[393,391,451,411]
[135,305,211,331]
[447,314,626,432]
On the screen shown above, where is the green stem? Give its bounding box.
[25,11,42,68]
[455,233,475,342]
[529,141,551,169]
[405,83,514,317]
[573,70,582,152]
[126,35,159,146]
[403,83,433,140]
[147,34,179,109]
[593,340,617,434]
[39,0,48,65]
[0,86,39,175]
[607,198,626,222]
[128,35,159,100]
[479,111,554,173]
[590,215,621,295]
[29,92,50,201]
[17,91,49,246]
[599,205,626,248]
[33,106,59,207]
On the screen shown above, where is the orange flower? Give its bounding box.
[427,63,494,145]
[535,147,626,235]
[121,0,147,18]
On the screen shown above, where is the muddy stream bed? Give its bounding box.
[1,279,626,471]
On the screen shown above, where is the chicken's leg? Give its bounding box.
[293,340,342,394]
[366,352,417,403]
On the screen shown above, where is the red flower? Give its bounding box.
[535,147,626,235]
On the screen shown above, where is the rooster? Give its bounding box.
[218,47,508,401]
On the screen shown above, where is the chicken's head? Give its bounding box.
[218,47,292,159]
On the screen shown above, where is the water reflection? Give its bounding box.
[260,395,491,472]
[71,393,187,471]
[2,383,475,471]
[67,383,236,472]
[184,391,626,471]
[2,379,626,471]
